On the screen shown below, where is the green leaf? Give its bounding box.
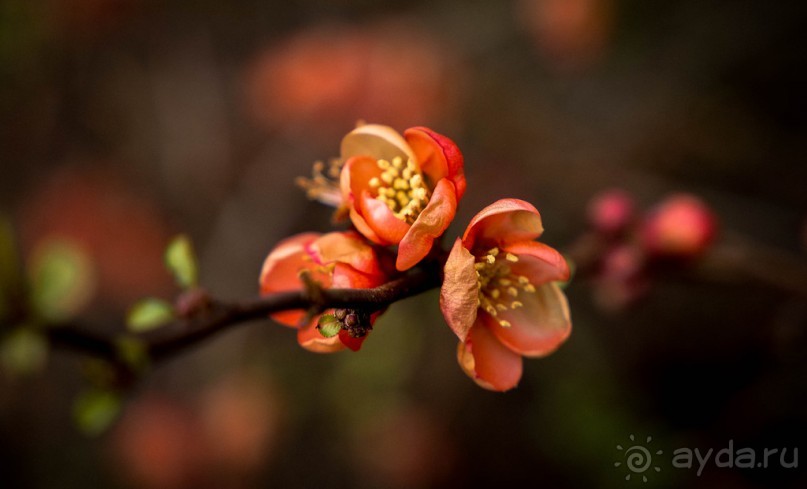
[73,389,122,436]
[164,235,198,289]
[126,298,174,333]
[318,314,341,338]
[0,327,48,377]
[28,239,96,321]
[116,336,150,372]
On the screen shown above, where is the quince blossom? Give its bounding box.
[339,124,466,271]
[440,199,571,391]
[259,231,387,352]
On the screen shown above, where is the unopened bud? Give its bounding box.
[641,194,717,258]
[587,189,635,235]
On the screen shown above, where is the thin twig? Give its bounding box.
[45,266,442,366]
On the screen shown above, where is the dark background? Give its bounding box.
[1,0,806,487]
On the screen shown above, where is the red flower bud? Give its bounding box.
[641,194,717,258]
[587,188,635,235]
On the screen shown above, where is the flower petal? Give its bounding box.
[492,283,571,358]
[340,155,382,208]
[310,231,383,278]
[259,233,320,327]
[440,238,479,341]
[396,178,457,271]
[502,241,570,283]
[462,199,544,252]
[331,262,385,289]
[340,124,415,163]
[338,329,365,352]
[404,127,466,200]
[358,190,411,245]
[457,320,523,391]
[297,316,345,353]
[348,206,383,244]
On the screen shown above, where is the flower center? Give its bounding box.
[474,247,536,328]
[368,156,431,224]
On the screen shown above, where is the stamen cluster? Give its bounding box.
[368,156,431,224]
[474,247,536,328]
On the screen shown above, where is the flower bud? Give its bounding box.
[586,189,635,236]
[641,194,717,258]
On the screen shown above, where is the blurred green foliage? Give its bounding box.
[164,235,199,290]
[126,298,174,333]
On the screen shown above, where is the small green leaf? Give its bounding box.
[127,298,174,332]
[116,336,150,372]
[0,327,48,377]
[73,389,122,436]
[318,314,341,338]
[28,239,96,321]
[164,235,198,289]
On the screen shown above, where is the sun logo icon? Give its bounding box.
[614,434,663,483]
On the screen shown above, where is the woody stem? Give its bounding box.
[44,264,443,368]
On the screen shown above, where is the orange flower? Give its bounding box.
[440,199,571,391]
[259,231,387,352]
[339,124,466,271]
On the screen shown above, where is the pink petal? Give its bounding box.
[457,320,523,392]
[358,190,411,245]
[462,199,544,252]
[340,124,415,163]
[492,283,571,358]
[404,126,466,200]
[396,178,457,271]
[439,238,479,341]
[502,241,570,284]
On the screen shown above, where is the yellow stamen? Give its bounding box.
[473,251,540,328]
[371,157,431,224]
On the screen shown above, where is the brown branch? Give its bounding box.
[44,266,442,367]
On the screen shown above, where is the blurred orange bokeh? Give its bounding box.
[19,166,174,307]
[246,21,464,137]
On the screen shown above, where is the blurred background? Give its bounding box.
[1,0,807,487]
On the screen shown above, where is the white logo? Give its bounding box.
[614,434,663,483]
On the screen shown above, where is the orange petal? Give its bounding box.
[457,320,523,392]
[259,232,320,293]
[358,190,411,245]
[310,231,383,278]
[340,124,415,163]
[396,178,457,271]
[331,263,386,289]
[340,155,382,207]
[259,233,320,327]
[404,127,466,199]
[348,206,383,244]
[440,238,479,341]
[492,283,571,358]
[462,199,544,252]
[297,316,345,353]
[502,241,570,283]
